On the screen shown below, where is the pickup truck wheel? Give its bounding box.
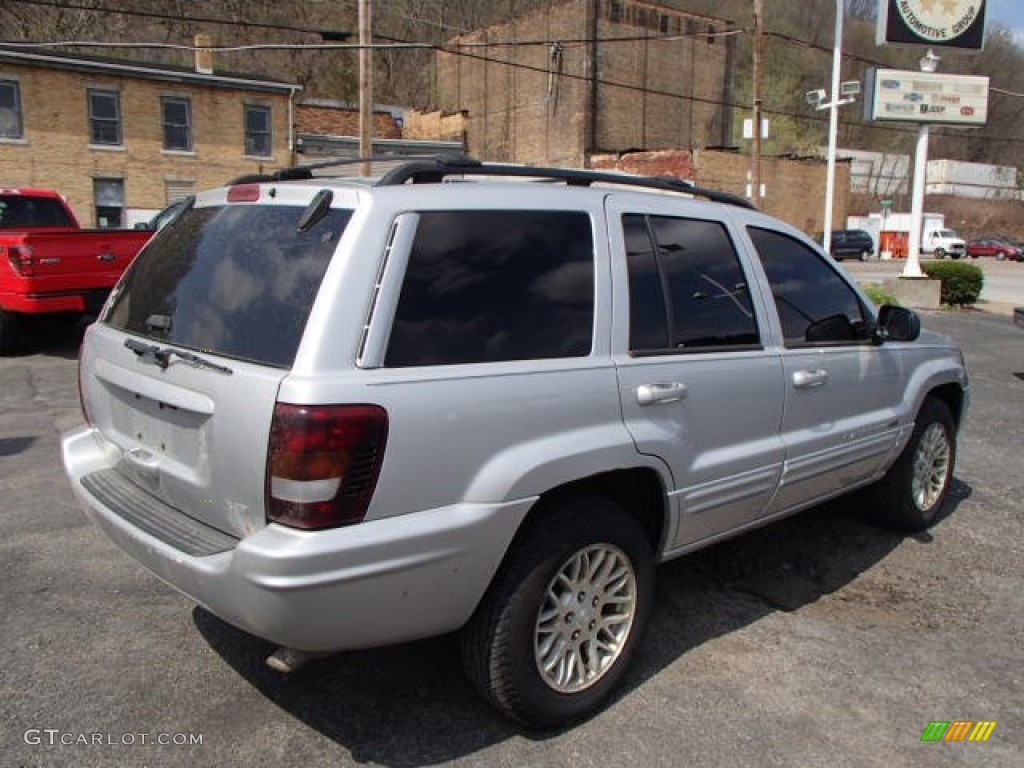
[0,309,22,354]
[934,248,946,259]
[868,398,956,532]
[461,497,653,728]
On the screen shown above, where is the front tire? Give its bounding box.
[461,496,654,728]
[935,248,946,259]
[867,398,956,532]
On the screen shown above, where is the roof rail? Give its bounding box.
[226,153,479,185]
[227,153,754,210]
[376,155,756,210]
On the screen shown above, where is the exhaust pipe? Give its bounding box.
[266,647,331,674]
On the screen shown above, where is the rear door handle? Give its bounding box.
[636,382,687,406]
[793,369,829,389]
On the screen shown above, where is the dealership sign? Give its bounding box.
[877,0,987,50]
[864,69,990,125]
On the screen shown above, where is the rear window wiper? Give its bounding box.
[124,338,233,375]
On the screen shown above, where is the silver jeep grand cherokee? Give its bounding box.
[62,157,969,727]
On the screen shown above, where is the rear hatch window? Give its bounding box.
[104,201,352,368]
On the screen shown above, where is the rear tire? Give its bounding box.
[866,398,956,532]
[461,496,654,728]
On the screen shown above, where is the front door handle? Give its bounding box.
[636,382,687,406]
[793,369,829,389]
[97,252,117,262]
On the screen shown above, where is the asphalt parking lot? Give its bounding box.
[3,310,1022,768]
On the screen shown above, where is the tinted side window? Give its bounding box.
[385,211,594,367]
[624,214,758,353]
[747,227,871,345]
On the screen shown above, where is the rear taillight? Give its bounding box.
[267,403,388,530]
[6,244,34,276]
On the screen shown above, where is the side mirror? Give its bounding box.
[875,305,920,343]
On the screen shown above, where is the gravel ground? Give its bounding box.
[1,310,1021,768]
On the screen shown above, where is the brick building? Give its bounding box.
[591,149,851,235]
[0,45,299,227]
[436,0,735,167]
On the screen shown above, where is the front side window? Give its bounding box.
[747,227,871,346]
[385,210,594,367]
[244,105,271,156]
[624,214,759,353]
[162,96,192,151]
[88,89,122,145]
[0,78,24,139]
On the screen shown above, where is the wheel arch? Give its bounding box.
[926,382,966,430]
[532,468,668,554]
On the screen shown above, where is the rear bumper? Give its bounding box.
[61,425,533,651]
[1,288,109,314]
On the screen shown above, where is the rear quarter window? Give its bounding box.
[104,203,351,368]
[385,210,594,367]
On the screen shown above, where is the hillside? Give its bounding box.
[2,0,1021,171]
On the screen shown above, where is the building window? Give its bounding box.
[244,104,272,157]
[162,96,192,151]
[0,78,24,139]
[94,178,125,228]
[88,89,122,145]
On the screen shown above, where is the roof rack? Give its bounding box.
[229,153,754,210]
[376,155,756,210]
[226,153,475,186]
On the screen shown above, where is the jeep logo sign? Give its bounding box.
[877,0,987,51]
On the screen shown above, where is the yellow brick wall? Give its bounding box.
[0,61,294,225]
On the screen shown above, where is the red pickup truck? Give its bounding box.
[0,188,153,352]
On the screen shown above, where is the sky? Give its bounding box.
[986,0,1024,44]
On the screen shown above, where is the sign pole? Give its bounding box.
[903,121,929,277]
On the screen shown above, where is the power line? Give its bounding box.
[5,0,1023,148]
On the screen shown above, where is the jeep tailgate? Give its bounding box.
[77,189,353,538]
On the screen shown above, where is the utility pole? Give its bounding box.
[359,0,373,176]
[750,0,763,205]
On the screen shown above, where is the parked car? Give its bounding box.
[966,238,1022,261]
[818,229,875,261]
[62,157,969,728]
[0,187,154,353]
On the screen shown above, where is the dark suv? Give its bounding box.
[822,229,875,262]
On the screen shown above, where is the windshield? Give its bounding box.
[104,203,352,368]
